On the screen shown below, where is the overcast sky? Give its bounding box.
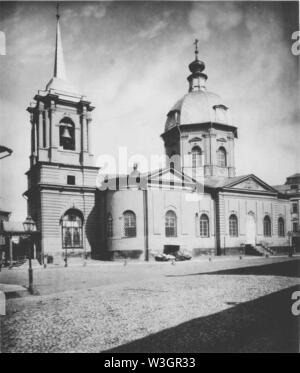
[0,1,299,220]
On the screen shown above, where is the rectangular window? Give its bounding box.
[200,220,209,237]
[124,213,136,237]
[293,222,298,233]
[229,220,238,237]
[67,175,76,185]
[124,226,136,237]
[166,226,176,237]
[292,203,298,214]
[165,212,177,237]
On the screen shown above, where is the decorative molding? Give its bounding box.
[232,178,266,191]
[188,136,202,143]
[199,210,210,216]
[213,104,228,111]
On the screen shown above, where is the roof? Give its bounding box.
[1,221,25,233]
[272,183,300,196]
[272,184,290,193]
[204,175,251,189]
[97,167,199,192]
[0,145,13,154]
[0,209,11,215]
[0,145,13,159]
[287,173,300,178]
[204,174,279,194]
[98,170,279,197]
[164,90,232,132]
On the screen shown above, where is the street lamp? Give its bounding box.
[23,216,36,294]
[23,216,36,233]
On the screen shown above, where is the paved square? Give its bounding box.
[1,256,299,353]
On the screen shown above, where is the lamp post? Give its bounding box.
[23,216,36,294]
[287,231,293,257]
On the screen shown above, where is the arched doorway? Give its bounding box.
[246,213,256,245]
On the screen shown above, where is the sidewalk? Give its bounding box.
[0,255,299,297]
[2,253,299,270]
[0,283,28,299]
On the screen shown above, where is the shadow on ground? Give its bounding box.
[103,285,300,353]
[167,259,300,279]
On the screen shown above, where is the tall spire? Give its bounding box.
[46,3,78,94]
[53,3,67,80]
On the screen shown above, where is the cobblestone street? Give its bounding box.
[1,256,299,353]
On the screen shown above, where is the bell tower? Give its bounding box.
[28,8,94,168]
[25,6,99,263]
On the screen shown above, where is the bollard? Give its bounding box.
[0,291,5,354]
[43,254,47,269]
[0,291,5,316]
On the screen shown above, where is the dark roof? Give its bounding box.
[287,173,300,178]
[272,184,290,193]
[204,175,251,189]
[0,146,13,154]
[0,208,11,215]
[204,174,279,194]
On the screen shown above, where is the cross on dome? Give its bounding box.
[193,38,199,60]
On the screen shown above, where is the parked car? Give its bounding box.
[175,251,192,261]
[155,251,191,262]
[155,253,176,262]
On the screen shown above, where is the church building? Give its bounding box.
[25,13,292,263]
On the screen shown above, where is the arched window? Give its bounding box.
[278,217,285,237]
[165,210,177,237]
[169,151,179,171]
[191,146,202,168]
[123,211,136,237]
[263,216,271,237]
[217,147,227,167]
[200,214,209,237]
[229,214,238,237]
[61,209,83,248]
[59,117,75,150]
[107,213,113,238]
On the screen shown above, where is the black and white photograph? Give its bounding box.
[0,0,299,356]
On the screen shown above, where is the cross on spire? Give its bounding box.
[56,2,60,20]
[193,38,199,60]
